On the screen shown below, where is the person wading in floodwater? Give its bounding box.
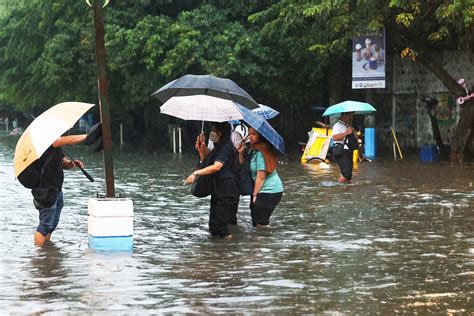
[32,135,88,246]
[331,112,358,183]
[185,122,238,239]
[28,123,102,247]
[238,127,283,227]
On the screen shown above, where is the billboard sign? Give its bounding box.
[352,28,386,89]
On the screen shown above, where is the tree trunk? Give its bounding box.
[419,52,473,162]
[425,100,448,160]
[449,99,474,162]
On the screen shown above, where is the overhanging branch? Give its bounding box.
[418,52,466,97]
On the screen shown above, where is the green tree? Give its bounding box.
[103,4,269,147]
[2,1,471,157]
[386,0,473,162]
[0,2,270,148]
[252,0,474,161]
[0,1,96,114]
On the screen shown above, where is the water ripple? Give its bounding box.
[0,143,473,313]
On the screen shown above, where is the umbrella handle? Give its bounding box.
[79,167,95,182]
[60,148,95,182]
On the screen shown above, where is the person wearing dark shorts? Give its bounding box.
[332,112,355,183]
[37,191,64,237]
[33,135,87,247]
[333,147,353,181]
[239,127,283,227]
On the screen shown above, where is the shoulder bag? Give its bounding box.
[191,148,217,198]
[235,159,253,196]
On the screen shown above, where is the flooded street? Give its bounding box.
[1,139,473,314]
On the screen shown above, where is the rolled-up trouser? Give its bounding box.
[334,148,353,180]
[37,191,64,236]
[250,192,282,226]
[209,177,238,237]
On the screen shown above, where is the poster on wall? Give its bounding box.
[352,28,386,89]
[435,94,456,125]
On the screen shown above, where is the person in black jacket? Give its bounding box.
[185,123,238,239]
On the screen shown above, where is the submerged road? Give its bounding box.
[1,139,473,313]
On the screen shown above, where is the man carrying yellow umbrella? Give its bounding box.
[14,102,100,247]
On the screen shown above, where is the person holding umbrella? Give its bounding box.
[30,128,102,247]
[238,127,283,227]
[185,122,238,239]
[331,112,356,183]
[234,104,285,228]
[322,100,376,183]
[155,75,261,236]
[31,135,88,246]
[14,102,99,247]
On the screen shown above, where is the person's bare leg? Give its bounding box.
[34,232,48,247]
[45,233,52,241]
[256,224,270,228]
[224,234,233,240]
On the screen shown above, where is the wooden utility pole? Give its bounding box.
[92,0,115,197]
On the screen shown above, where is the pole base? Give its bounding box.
[88,198,134,251]
[88,235,133,252]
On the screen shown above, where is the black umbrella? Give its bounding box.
[152,74,259,110]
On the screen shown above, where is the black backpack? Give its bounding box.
[345,133,359,151]
[17,151,55,189]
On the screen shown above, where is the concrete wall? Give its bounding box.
[373,51,473,153]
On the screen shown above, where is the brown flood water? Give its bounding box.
[0,139,473,314]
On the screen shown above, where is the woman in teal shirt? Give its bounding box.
[239,127,283,227]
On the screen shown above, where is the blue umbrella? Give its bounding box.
[236,104,286,155]
[252,104,280,120]
[322,100,376,117]
[230,104,279,132]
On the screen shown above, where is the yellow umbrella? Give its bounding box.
[14,102,95,178]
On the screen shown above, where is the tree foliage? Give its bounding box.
[0,0,472,155]
[252,0,472,63]
[0,1,95,114]
[250,0,473,158]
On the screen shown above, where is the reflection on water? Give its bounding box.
[0,140,473,313]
